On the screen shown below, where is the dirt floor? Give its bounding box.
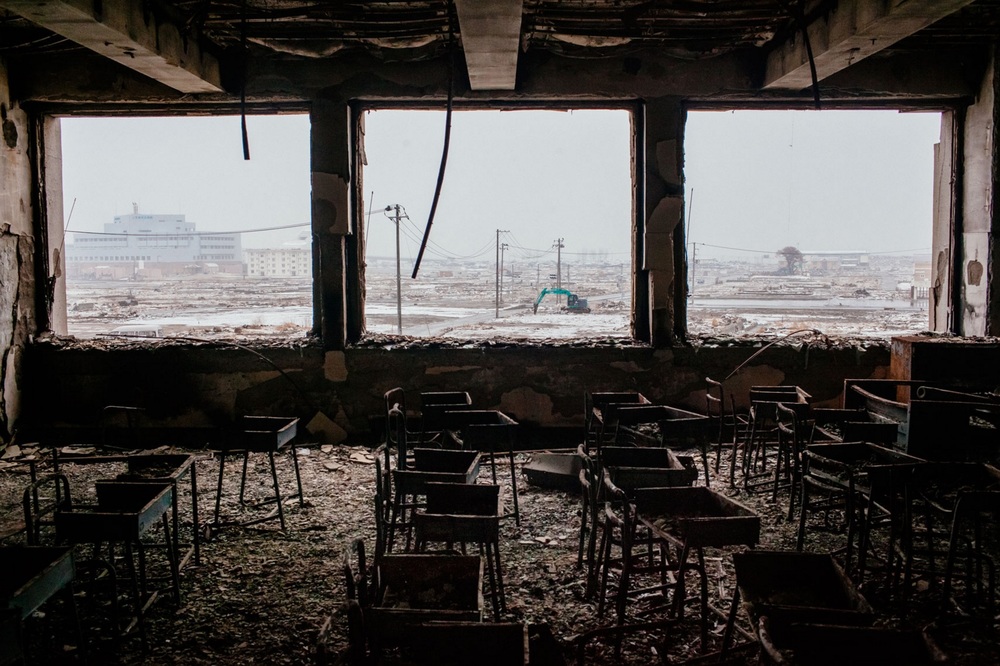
[2,436,999,665]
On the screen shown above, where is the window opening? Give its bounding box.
[684,109,941,338]
[361,108,633,340]
[59,114,312,340]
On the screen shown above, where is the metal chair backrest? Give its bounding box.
[23,473,72,546]
[386,403,409,469]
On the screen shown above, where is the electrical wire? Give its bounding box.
[66,222,309,237]
[692,241,932,256]
[410,4,455,279]
[724,328,829,380]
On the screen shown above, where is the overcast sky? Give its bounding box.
[61,107,941,265]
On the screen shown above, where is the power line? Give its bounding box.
[693,241,931,256]
[67,222,309,237]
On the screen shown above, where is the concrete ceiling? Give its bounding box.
[0,0,997,96]
[0,0,222,93]
[454,0,523,90]
[764,0,980,90]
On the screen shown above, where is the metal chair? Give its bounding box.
[772,401,811,520]
[596,475,674,627]
[412,482,506,620]
[742,387,809,493]
[705,377,751,486]
[576,444,602,599]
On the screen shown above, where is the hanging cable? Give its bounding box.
[410,9,455,279]
[778,0,821,109]
[724,328,829,381]
[240,0,251,160]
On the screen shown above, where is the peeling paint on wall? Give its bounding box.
[500,386,554,426]
[312,172,350,235]
[968,259,984,286]
[324,350,348,381]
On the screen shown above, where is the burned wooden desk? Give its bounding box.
[585,391,651,452]
[438,410,521,525]
[607,404,711,485]
[52,479,180,636]
[909,462,1000,614]
[1,545,81,662]
[721,551,944,665]
[387,448,482,552]
[212,416,302,532]
[42,450,201,568]
[413,482,506,619]
[844,379,1000,459]
[601,446,699,492]
[117,454,200,567]
[799,442,924,577]
[630,486,760,651]
[367,554,484,656]
[419,391,473,433]
[722,550,874,652]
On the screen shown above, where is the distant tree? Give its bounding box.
[777,246,804,275]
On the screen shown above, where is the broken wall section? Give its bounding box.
[0,57,38,444]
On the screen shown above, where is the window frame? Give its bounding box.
[42,104,315,342]
[348,99,643,344]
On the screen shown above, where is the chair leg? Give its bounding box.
[162,513,182,605]
[797,483,808,551]
[597,525,613,617]
[268,451,286,530]
[239,450,250,504]
[508,447,520,526]
[213,451,227,528]
[291,444,305,507]
[483,542,501,621]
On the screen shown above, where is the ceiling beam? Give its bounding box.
[0,0,222,93]
[454,0,523,91]
[764,0,977,90]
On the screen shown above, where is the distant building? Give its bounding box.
[65,205,243,278]
[801,250,871,274]
[245,247,311,277]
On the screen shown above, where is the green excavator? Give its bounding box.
[532,287,591,314]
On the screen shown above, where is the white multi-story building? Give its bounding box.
[245,247,311,277]
[65,206,243,278]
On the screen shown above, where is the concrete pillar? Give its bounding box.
[0,57,36,441]
[642,97,685,346]
[960,52,998,336]
[930,111,956,333]
[311,98,352,350]
[43,116,66,335]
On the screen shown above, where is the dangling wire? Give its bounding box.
[240,0,251,160]
[724,328,829,380]
[776,0,821,109]
[411,8,455,279]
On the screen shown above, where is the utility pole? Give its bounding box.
[499,243,509,304]
[495,229,509,318]
[690,242,697,304]
[388,204,406,334]
[553,238,564,303]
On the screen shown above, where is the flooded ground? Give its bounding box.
[64,260,928,341]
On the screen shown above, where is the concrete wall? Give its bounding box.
[6,31,1000,446]
[0,58,37,443]
[22,338,889,446]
